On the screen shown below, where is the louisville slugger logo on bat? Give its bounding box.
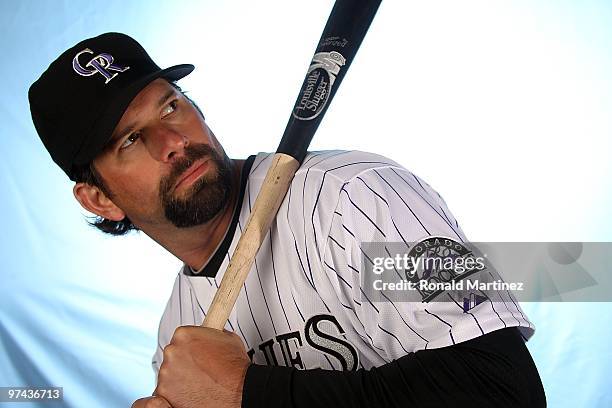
[293,50,347,120]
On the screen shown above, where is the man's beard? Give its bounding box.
[159,144,234,228]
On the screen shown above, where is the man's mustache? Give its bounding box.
[161,144,218,194]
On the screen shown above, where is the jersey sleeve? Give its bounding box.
[333,165,467,244]
[321,164,528,361]
[242,327,546,408]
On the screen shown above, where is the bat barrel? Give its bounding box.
[276,0,382,164]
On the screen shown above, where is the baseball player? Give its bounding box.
[29,33,546,407]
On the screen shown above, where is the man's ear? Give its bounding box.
[73,183,125,221]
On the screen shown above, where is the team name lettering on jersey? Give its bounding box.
[246,314,359,371]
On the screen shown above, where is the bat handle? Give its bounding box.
[202,153,301,329]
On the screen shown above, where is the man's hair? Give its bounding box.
[72,161,135,235]
[73,82,205,236]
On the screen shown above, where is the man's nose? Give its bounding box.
[145,126,188,162]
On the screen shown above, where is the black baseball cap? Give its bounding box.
[28,32,194,180]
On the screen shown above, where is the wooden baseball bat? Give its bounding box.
[203,0,382,330]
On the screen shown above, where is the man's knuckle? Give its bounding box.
[162,343,175,360]
[172,325,191,342]
[157,362,169,380]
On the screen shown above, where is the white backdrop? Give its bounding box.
[1,0,610,406]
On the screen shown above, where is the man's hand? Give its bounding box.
[153,326,250,408]
[131,396,172,407]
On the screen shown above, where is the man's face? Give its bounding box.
[92,78,233,229]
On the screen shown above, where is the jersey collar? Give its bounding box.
[184,154,256,277]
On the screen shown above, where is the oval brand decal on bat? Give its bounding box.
[293,51,346,121]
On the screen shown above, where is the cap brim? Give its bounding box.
[72,63,194,173]
[158,63,195,82]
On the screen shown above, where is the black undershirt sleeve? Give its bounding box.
[241,327,546,408]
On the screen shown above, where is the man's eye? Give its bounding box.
[120,132,141,150]
[161,100,178,118]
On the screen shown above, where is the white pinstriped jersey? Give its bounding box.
[152,150,534,373]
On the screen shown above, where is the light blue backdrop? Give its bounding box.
[1,1,610,407]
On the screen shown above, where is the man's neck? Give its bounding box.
[144,158,245,271]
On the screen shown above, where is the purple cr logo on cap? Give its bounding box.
[72,48,130,84]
